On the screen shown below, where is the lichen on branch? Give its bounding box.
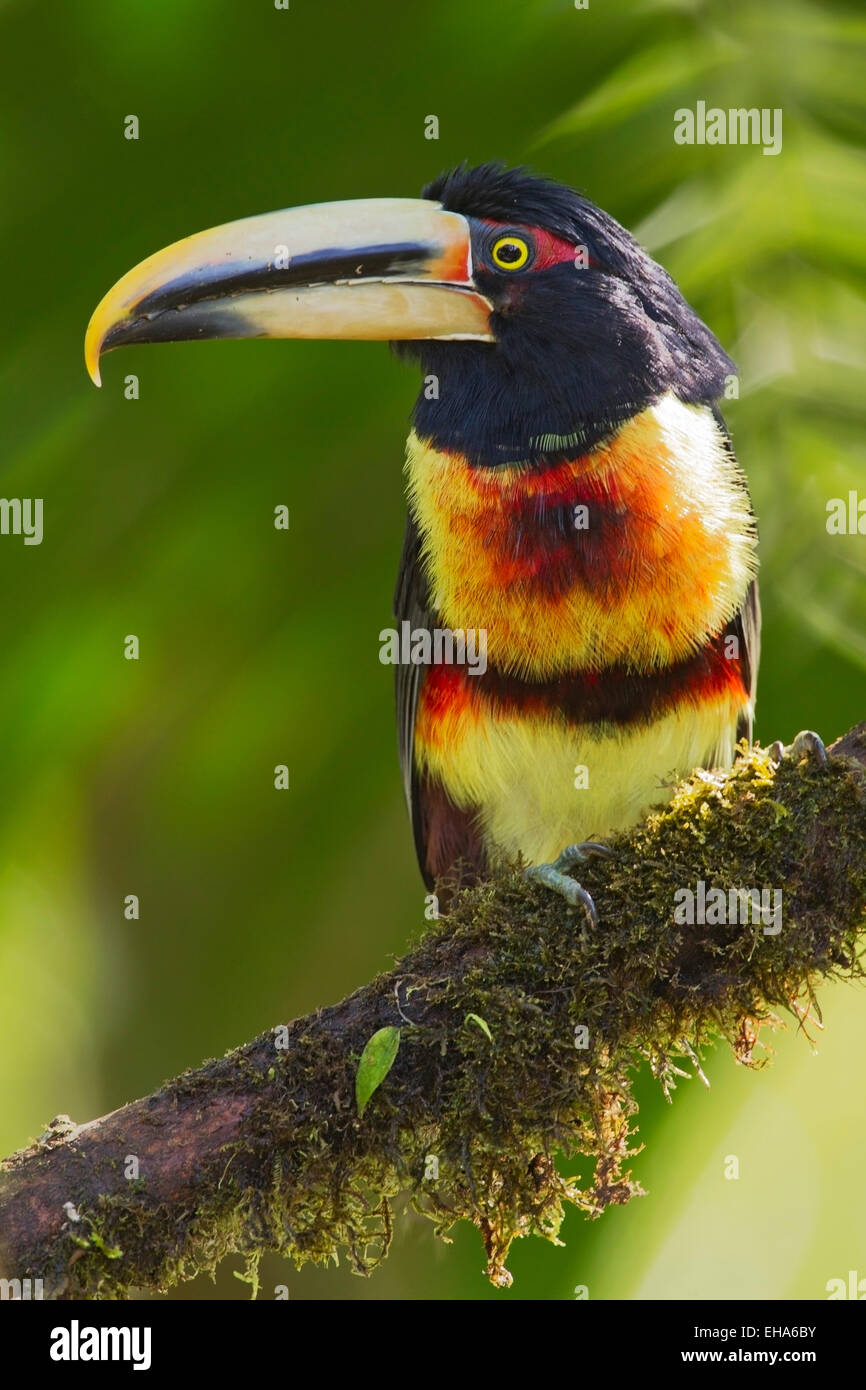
[1,728,865,1298]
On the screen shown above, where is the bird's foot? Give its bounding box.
[768,730,828,769]
[524,841,613,933]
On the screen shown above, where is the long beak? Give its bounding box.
[85,198,493,385]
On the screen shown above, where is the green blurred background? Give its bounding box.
[1,0,864,1300]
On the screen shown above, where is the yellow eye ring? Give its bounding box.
[491,235,530,271]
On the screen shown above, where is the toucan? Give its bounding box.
[86,162,761,920]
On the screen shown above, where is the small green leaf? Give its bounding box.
[465,1012,493,1043]
[356,1026,401,1117]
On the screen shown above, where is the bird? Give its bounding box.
[85,162,760,921]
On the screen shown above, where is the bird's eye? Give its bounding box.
[490,234,531,271]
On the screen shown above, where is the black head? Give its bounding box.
[398,162,734,467]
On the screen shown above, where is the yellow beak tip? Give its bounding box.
[84,322,104,387]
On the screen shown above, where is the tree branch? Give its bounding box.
[2,728,865,1298]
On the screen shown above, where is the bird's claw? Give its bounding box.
[524,841,613,933]
[550,840,614,873]
[769,730,828,769]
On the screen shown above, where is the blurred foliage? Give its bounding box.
[0,0,863,1300]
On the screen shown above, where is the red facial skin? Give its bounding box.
[479,219,601,272]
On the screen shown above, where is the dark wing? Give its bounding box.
[393,513,486,889]
[393,512,430,837]
[713,406,761,742]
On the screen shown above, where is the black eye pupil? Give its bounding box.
[498,242,521,262]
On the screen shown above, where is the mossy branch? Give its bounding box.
[2,727,865,1298]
